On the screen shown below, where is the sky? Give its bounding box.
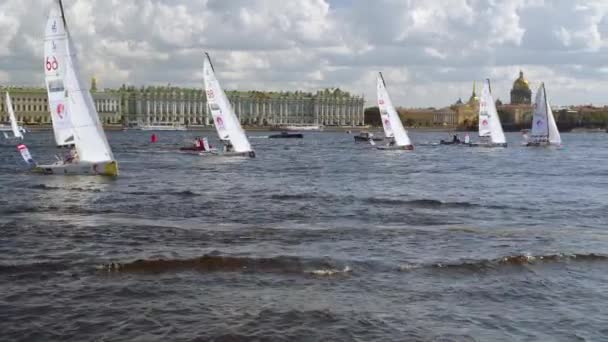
[1,0,608,108]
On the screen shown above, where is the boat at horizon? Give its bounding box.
[137,123,187,131]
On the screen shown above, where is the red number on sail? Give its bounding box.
[207,90,214,98]
[45,57,58,71]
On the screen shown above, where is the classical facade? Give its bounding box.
[510,71,532,105]
[122,86,365,127]
[0,86,122,125]
[1,84,365,127]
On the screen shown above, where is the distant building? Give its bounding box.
[0,86,121,125]
[510,71,532,105]
[122,86,364,127]
[1,84,365,127]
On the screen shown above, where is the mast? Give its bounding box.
[58,0,67,29]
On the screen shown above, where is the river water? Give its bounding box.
[0,130,607,341]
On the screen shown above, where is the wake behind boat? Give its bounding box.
[204,52,255,158]
[469,79,507,148]
[26,0,118,176]
[374,72,413,150]
[525,83,561,147]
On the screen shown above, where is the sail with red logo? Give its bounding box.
[32,0,118,176]
[44,2,74,147]
[376,72,413,150]
[203,52,254,157]
[477,79,506,147]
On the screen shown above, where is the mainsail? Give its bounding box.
[377,72,412,147]
[5,92,23,139]
[45,0,114,162]
[44,3,73,146]
[532,83,561,145]
[203,52,252,153]
[531,83,548,139]
[478,79,506,144]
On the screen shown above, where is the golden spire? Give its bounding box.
[91,76,98,92]
[468,80,479,105]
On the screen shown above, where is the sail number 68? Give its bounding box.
[46,56,59,71]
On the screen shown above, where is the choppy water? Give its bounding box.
[1,130,607,341]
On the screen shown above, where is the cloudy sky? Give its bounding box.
[1,0,608,107]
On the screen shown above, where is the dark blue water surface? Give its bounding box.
[1,130,607,341]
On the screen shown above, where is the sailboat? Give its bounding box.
[203,52,255,158]
[470,79,507,147]
[375,72,413,150]
[3,92,25,140]
[525,83,561,146]
[26,0,118,176]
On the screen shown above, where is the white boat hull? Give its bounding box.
[139,126,187,131]
[32,160,119,176]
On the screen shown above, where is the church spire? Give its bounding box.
[468,80,479,105]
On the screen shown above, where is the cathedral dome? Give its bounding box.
[512,71,530,91]
[510,70,532,105]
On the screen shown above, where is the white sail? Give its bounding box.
[46,1,114,162]
[377,73,412,146]
[203,52,252,153]
[531,83,549,139]
[44,5,74,146]
[5,92,23,139]
[478,79,506,144]
[545,85,561,145]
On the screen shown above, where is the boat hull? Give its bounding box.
[32,160,119,176]
[139,126,187,131]
[468,142,507,148]
[439,140,466,145]
[354,136,382,142]
[376,145,414,151]
[525,142,559,147]
[203,151,255,158]
[268,133,303,139]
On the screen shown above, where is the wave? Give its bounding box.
[0,261,69,275]
[270,193,486,210]
[28,184,102,193]
[269,193,320,201]
[97,254,351,277]
[124,190,199,197]
[363,197,479,209]
[399,253,608,272]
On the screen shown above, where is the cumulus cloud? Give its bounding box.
[1,0,608,106]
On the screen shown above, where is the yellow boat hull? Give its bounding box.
[32,160,119,176]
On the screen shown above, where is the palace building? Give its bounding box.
[1,82,365,127]
[122,86,365,127]
[0,86,122,125]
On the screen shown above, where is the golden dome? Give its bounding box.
[513,70,530,90]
